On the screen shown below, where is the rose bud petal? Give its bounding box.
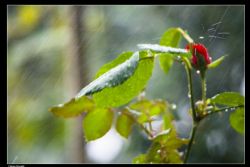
[186,43,211,70]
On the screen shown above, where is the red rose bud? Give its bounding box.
[186,43,211,70]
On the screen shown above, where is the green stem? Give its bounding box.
[184,60,196,122]
[204,105,244,118]
[201,73,207,111]
[184,124,197,163]
[183,57,198,163]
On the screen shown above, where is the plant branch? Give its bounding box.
[177,28,194,44]
[184,124,197,163]
[204,105,244,118]
[182,57,199,163]
[201,74,207,111]
[123,109,154,139]
[183,58,196,122]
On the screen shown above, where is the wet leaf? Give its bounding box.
[93,52,154,107]
[49,96,94,118]
[211,92,244,107]
[159,28,182,74]
[94,51,133,79]
[76,52,139,98]
[83,108,113,141]
[116,110,134,138]
[138,44,188,55]
[230,107,244,134]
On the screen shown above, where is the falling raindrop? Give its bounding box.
[172,104,177,110]
[225,109,228,112]
[188,93,191,98]
[231,107,235,111]
[207,110,212,114]
[199,36,204,39]
[196,70,200,74]
[157,150,161,154]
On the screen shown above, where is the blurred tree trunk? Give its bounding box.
[64,6,89,163]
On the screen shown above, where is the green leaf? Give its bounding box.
[49,96,94,118]
[211,92,244,107]
[132,154,147,164]
[93,52,154,107]
[95,51,133,79]
[163,109,174,130]
[146,142,162,163]
[158,53,174,74]
[75,52,140,98]
[129,99,153,111]
[83,108,114,141]
[137,115,149,123]
[207,55,226,69]
[160,28,182,47]
[166,150,183,163]
[153,129,171,141]
[145,140,183,163]
[116,110,134,138]
[153,128,174,143]
[138,44,187,55]
[130,99,166,115]
[230,107,244,134]
[130,99,167,123]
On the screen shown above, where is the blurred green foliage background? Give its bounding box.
[7,5,244,163]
